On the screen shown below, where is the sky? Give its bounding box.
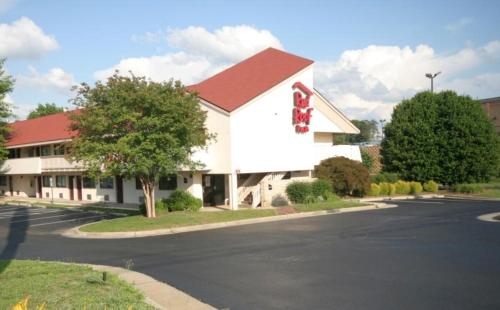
[1,0,499,121]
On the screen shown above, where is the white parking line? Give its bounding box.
[30,214,105,227]
[10,212,83,223]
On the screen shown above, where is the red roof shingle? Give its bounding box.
[188,47,314,112]
[6,111,76,147]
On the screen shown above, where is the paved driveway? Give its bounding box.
[1,198,500,310]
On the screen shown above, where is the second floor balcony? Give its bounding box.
[0,155,83,175]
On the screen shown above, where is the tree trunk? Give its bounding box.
[140,178,156,218]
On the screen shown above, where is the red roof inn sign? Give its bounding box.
[292,82,313,133]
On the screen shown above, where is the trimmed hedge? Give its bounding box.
[395,180,411,195]
[368,183,380,196]
[423,180,439,193]
[452,184,483,194]
[410,181,423,194]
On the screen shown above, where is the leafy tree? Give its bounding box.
[27,103,64,119]
[314,156,370,196]
[381,91,500,185]
[0,59,14,160]
[361,149,374,170]
[334,119,378,144]
[69,73,213,217]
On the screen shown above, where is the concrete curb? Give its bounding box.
[444,195,500,201]
[87,264,215,310]
[358,193,445,202]
[62,203,397,239]
[477,212,500,222]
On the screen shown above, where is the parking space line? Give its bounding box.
[10,212,86,223]
[30,214,105,227]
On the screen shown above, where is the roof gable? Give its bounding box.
[188,48,314,112]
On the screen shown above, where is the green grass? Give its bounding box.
[81,209,278,232]
[292,200,366,212]
[0,260,155,309]
[79,206,140,216]
[81,200,367,233]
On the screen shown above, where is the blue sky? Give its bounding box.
[1,0,499,120]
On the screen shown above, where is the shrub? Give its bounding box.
[271,194,289,207]
[304,195,319,204]
[410,182,423,194]
[423,180,439,193]
[388,183,396,196]
[452,184,483,194]
[286,181,312,204]
[311,179,332,199]
[368,183,380,196]
[165,190,202,212]
[371,172,399,184]
[395,180,411,195]
[139,199,168,216]
[322,191,340,202]
[314,156,370,197]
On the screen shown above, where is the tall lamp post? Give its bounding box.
[425,71,441,93]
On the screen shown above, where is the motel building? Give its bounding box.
[0,48,361,210]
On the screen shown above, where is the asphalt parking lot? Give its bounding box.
[1,198,500,310]
[0,204,119,234]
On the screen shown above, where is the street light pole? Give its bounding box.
[425,72,441,93]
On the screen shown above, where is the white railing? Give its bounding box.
[237,173,263,203]
[0,157,41,175]
[314,144,362,163]
[237,172,287,207]
[41,155,83,172]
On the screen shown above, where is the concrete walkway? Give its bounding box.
[89,264,215,310]
[63,203,397,239]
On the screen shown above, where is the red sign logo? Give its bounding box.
[292,82,313,133]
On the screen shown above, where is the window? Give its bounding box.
[82,177,96,189]
[159,175,177,190]
[0,175,7,186]
[53,144,65,155]
[135,177,142,190]
[8,148,20,159]
[42,176,52,187]
[99,177,114,189]
[56,175,66,188]
[41,145,51,156]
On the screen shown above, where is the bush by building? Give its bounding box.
[410,181,423,194]
[314,156,370,197]
[361,150,374,171]
[286,181,313,204]
[452,184,483,194]
[164,190,202,212]
[371,172,400,184]
[311,179,332,200]
[271,194,289,207]
[395,180,411,195]
[368,183,380,196]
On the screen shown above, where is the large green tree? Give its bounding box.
[0,59,14,160]
[27,102,64,119]
[334,119,378,144]
[381,91,499,185]
[69,73,213,217]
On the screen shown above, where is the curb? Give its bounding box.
[62,203,396,239]
[477,212,500,222]
[443,195,500,201]
[358,194,445,202]
[87,263,215,310]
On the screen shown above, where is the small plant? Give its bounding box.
[423,180,439,193]
[311,179,332,199]
[271,194,289,207]
[322,191,340,201]
[165,190,202,212]
[452,184,483,194]
[368,183,380,196]
[304,195,319,204]
[286,181,313,204]
[410,182,423,194]
[395,180,411,195]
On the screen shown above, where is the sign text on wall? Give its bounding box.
[292,82,313,133]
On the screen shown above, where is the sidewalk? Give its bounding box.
[88,264,215,310]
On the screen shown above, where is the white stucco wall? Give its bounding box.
[229,66,316,173]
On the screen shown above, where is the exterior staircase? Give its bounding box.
[237,172,287,208]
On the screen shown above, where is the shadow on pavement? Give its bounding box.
[0,206,29,273]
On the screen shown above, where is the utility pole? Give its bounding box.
[425,72,441,93]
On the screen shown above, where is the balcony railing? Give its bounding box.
[41,155,83,172]
[0,157,42,175]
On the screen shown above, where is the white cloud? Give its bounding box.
[315,40,500,120]
[95,25,283,84]
[446,17,474,32]
[0,17,59,59]
[131,30,165,44]
[17,66,76,95]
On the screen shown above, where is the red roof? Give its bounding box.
[6,110,77,147]
[188,48,313,112]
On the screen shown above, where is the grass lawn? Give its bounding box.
[0,260,154,310]
[80,200,366,233]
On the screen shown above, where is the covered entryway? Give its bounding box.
[202,174,225,206]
